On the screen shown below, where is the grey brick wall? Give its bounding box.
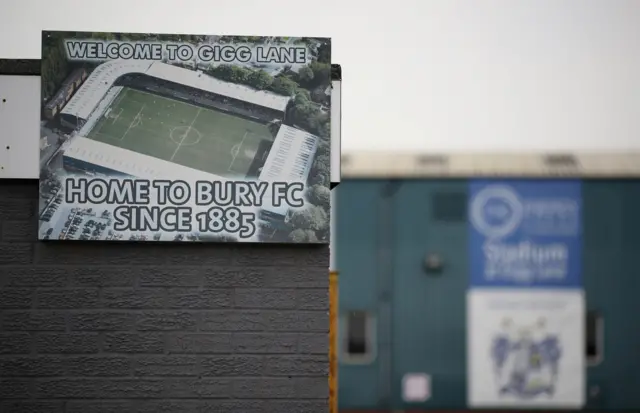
[0,180,329,413]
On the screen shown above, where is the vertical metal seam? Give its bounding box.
[377,180,400,408]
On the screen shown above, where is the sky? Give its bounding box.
[1,0,639,153]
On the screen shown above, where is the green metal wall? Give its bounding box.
[336,179,640,410]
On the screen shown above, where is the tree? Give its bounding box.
[157,34,182,42]
[316,121,330,139]
[295,89,311,103]
[293,62,331,89]
[289,205,328,231]
[290,99,316,124]
[307,184,330,209]
[306,62,331,89]
[281,64,294,76]
[41,35,70,100]
[248,70,273,90]
[40,168,53,181]
[91,32,116,40]
[309,171,328,186]
[288,228,318,242]
[315,137,330,158]
[270,76,298,96]
[311,86,329,105]
[297,66,315,85]
[312,154,330,175]
[230,65,250,83]
[317,41,331,64]
[210,64,234,81]
[124,33,147,41]
[308,112,329,135]
[210,64,252,84]
[286,90,331,137]
[309,150,330,186]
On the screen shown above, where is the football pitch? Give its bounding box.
[86,87,273,177]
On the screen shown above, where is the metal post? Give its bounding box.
[329,185,338,413]
[329,65,341,413]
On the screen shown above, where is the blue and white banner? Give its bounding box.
[467,180,585,408]
[469,180,582,288]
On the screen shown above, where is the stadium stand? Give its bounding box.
[44,68,87,119]
[259,125,318,183]
[59,60,290,128]
[64,136,217,180]
[64,125,318,200]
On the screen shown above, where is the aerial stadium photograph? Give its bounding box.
[38,31,332,243]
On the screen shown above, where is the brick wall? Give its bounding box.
[0,180,329,413]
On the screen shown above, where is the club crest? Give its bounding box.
[491,318,562,398]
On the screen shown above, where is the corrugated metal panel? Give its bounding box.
[341,152,640,178]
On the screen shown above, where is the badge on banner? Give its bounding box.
[467,289,585,407]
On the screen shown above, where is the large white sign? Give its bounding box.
[467,289,585,408]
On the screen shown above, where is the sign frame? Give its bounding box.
[37,31,332,243]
